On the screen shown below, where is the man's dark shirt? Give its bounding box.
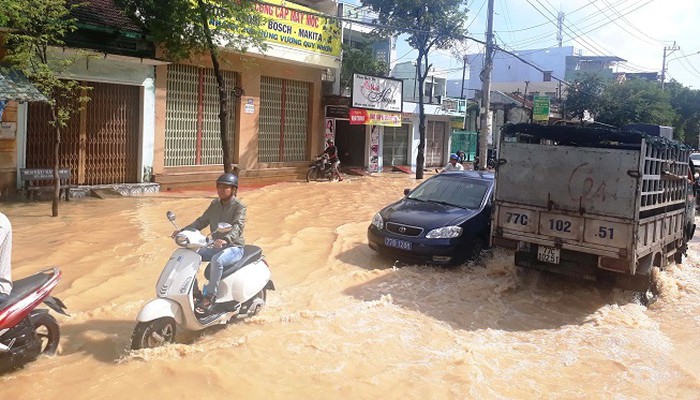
[323,145,339,163]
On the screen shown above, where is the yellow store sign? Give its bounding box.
[254,0,341,57]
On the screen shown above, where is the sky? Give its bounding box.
[388,0,700,90]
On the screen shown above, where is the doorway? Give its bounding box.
[334,119,366,167]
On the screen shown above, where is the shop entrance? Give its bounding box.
[334,119,366,167]
[383,124,411,168]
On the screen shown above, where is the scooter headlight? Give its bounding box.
[174,233,190,247]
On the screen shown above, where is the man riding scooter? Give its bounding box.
[0,212,13,305]
[172,173,246,314]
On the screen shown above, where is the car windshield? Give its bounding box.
[691,154,700,165]
[407,175,490,209]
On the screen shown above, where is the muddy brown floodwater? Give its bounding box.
[1,173,700,399]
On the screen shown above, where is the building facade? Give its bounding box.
[153,0,342,187]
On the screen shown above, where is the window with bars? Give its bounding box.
[164,64,237,167]
[258,76,310,163]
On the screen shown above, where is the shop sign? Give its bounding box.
[351,74,403,113]
[250,0,341,57]
[244,98,255,114]
[533,95,550,121]
[325,105,349,119]
[0,122,17,140]
[349,108,401,127]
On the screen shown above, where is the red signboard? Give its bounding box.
[349,108,401,127]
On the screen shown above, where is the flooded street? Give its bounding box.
[1,173,700,399]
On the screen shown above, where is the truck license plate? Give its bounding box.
[537,245,560,264]
[385,237,412,251]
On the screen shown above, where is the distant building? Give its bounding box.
[466,46,625,100]
[392,61,447,104]
[336,2,394,96]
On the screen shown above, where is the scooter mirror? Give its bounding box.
[216,222,233,233]
[166,211,176,221]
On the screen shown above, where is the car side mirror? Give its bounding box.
[404,188,410,196]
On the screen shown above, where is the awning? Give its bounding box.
[0,65,47,102]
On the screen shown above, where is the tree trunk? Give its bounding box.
[197,0,233,174]
[211,52,232,173]
[415,51,426,180]
[50,106,60,217]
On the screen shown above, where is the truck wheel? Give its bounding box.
[674,249,683,265]
[640,267,661,307]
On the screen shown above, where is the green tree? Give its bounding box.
[563,72,606,123]
[2,0,89,217]
[118,0,267,173]
[597,77,676,128]
[360,0,468,179]
[666,80,700,145]
[340,42,389,96]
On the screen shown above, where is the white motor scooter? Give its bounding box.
[131,211,274,350]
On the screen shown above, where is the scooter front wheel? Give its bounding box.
[306,167,319,182]
[131,317,176,350]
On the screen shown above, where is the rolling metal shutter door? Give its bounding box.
[85,82,140,184]
[258,76,309,163]
[164,64,237,166]
[27,81,140,184]
[382,124,410,167]
[426,121,446,167]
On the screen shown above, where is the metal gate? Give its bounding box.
[382,124,410,167]
[425,120,447,167]
[258,76,310,162]
[85,83,140,184]
[164,64,237,166]
[27,82,140,184]
[27,96,80,185]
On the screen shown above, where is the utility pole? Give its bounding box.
[460,55,467,99]
[557,11,564,47]
[478,0,494,171]
[461,55,468,130]
[661,41,680,91]
[522,80,530,107]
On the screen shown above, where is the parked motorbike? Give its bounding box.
[0,268,68,373]
[306,154,339,182]
[131,211,274,350]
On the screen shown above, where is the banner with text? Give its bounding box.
[253,0,341,57]
[533,95,551,121]
[349,108,401,127]
[351,74,403,113]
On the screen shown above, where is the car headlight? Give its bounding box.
[425,226,463,239]
[371,213,384,230]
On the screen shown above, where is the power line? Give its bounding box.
[598,0,666,46]
[465,0,487,31]
[524,0,654,72]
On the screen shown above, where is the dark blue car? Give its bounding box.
[367,171,494,265]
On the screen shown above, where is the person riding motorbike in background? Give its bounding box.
[0,212,13,305]
[319,139,343,181]
[172,173,246,313]
[437,153,465,173]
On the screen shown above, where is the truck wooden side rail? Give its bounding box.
[491,124,695,298]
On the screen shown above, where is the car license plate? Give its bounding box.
[537,245,560,264]
[385,237,412,251]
